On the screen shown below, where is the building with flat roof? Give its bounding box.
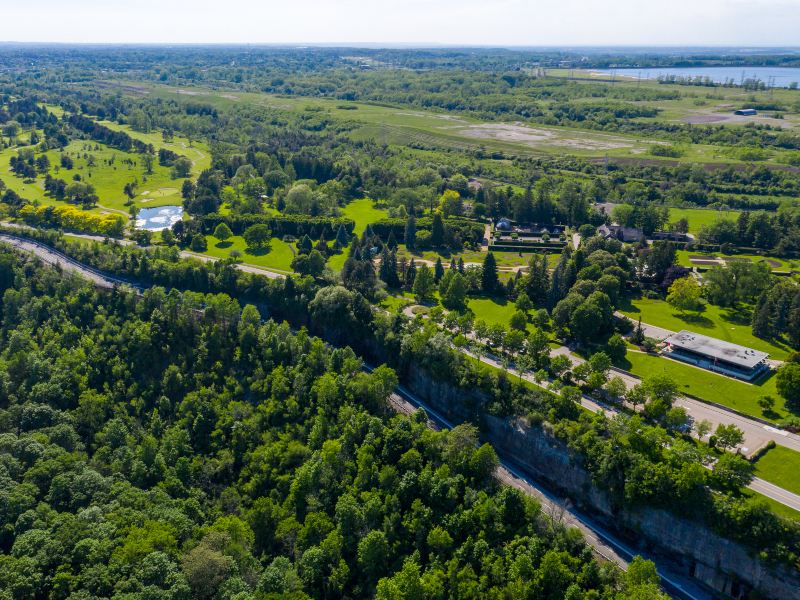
[662,330,769,381]
[734,108,757,116]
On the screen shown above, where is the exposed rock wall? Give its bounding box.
[404,364,800,599]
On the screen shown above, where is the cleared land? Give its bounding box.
[620,297,790,359]
[102,81,800,165]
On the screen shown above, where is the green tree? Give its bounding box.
[404,215,417,250]
[712,453,754,491]
[430,213,445,247]
[358,530,389,580]
[412,264,435,302]
[776,363,800,408]
[243,224,272,250]
[509,310,528,332]
[213,222,233,242]
[481,252,499,294]
[714,423,745,451]
[441,273,467,311]
[190,234,208,252]
[291,249,326,277]
[434,257,444,282]
[667,276,704,314]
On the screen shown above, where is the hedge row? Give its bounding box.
[201,213,355,238]
[490,243,563,254]
[369,217,484,245]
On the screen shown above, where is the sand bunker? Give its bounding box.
[457,123,634,150]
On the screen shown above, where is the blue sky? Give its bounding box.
[2,0,799,45]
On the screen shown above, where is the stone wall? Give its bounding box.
[403,364,800,599]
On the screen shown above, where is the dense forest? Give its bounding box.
[0,248,667,599]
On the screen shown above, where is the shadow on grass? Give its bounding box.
[471,294,509,307]
[618,296,641,314]
[215,241,233,249]
[753,370,777,390]
[613,356,633,371]
[720,306,753,326]
[672,312,715,329]
[244,246,273,257]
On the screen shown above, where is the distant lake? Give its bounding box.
[593,67,800,88]
[136,205,183,231]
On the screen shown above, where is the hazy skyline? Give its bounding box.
[2,0,800,46]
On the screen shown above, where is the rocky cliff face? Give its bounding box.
[404,364,800,600]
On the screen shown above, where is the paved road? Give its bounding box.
[614,311,675,341]
[7,233,798,526]
[179,250,286,279]
[471,348,800,512]
[0,234,138,290]
[382,368,712,600]
[751,477,800,512]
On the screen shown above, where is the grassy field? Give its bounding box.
[746,490,800,522]
[96,121,211,174]
[467,297,535,331]
[620,297,791,359]
[754,446,800,496]
[676,249,799,272]
[340,199,389,234]
[0,121,207,217]
[621,350,786,421]
[668,207,741,233]
[380,292,415,313]
[105,80,800,165]
[203,234,295,272]
[546,70,800,132]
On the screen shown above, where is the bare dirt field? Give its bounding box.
[682,111,795,129]
[457,123,635,151]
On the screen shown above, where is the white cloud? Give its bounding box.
[2,0,799,45]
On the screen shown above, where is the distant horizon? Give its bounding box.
[1,42,800,52]
[2,0,800,47]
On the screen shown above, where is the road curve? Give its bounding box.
[0,234,139,290]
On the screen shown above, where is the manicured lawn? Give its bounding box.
[393,244,540,270]
[0,137,191,216]
[746,491,800,522]
[326,251,349,272]
[621,350,787,421]
[380,292,414,312]
[467,297,534,331]
[620,297,790,360]
[96,120,211,174]
[341,199,389,235]
[754,446,800,496]
[676,249,798,272]
[203,234,295,272]
[668,207,740,234]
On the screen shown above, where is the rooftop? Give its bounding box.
[664,330,769,370]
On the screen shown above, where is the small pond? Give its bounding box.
[136,205,183,231]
